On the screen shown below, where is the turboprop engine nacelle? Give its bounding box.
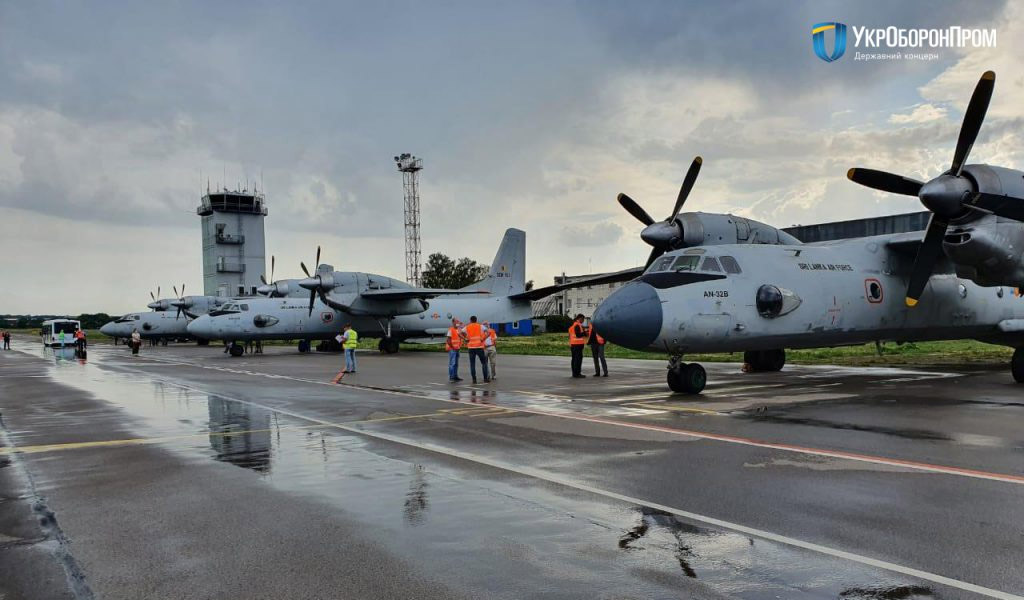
[944,215,1024,287]
[676,212,802,248]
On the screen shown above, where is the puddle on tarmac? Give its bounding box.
[24,346,939,599]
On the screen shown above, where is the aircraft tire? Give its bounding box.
[744,349,785,372]
[668,363,706,394]
[229,343,244,357]
[1012,348,1024,383]
[298,340,311,353]
[196,339,209,346]
[380,337,400,354]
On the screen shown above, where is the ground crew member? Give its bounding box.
[588,322,608,377]
[74,328,87,352]
[341,323,358,374]
[2,330,10,350]
[58,329,66,348]
[446,319,464,382]
[482,321,498,379]
[463,316,491,384]
[130,329,141,355]
[569,314,588,378]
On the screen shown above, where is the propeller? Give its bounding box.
[257,256,280,296]
[172,284,186,319]
[299,246,322,316]
[617,156,702,269]
[847,71,996,306]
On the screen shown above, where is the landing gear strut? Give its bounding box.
[666,355,707,394]
[1012,348,1024,383]
[378,337,400,354]
[743,349,786,372]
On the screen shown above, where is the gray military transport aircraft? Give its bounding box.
[99,285,240,343]
[593,71,1024,394]
[187,229,535,355]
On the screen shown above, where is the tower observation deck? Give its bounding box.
[197,188,267,297]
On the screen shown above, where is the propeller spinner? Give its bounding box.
[618,156,703,269]
[847,71,996,306]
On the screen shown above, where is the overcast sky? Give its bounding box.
[1,0,1020,314]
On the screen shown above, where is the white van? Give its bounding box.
[41,319,81,347]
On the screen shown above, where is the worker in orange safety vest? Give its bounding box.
[569,313,588,378]
[446,318,464,383]
[462,316,491,384]
[587,321,608,377]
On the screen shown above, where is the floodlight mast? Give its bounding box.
[395,153,424,287]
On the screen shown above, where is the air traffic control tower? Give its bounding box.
[197,188,267,297]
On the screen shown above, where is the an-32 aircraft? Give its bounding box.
[187,229,536,355]
[594,71,1024,393]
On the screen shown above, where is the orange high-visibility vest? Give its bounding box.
[487,329,497,345]
[465,322,485,349]
[589,329,605,345]
[568,323,587,345]
[446,327,462,350]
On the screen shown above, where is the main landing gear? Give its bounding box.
[1012,348,1024,383]
[228,342,244,357]
[378,337,400,354]
[667,356,707,394]
[743,349,786,372]
[297,340,312,353]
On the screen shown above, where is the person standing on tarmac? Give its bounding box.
[446,319,464,383]
[463,316,491,384]
[74,328,87,353]
[588,321,608,377]
[130,329,141,355]
[2,330,10,350]
[482,321,498,380]
[340,323,358,374]
[569,314,588,378]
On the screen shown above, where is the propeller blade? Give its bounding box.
[314,246,321,270]
[643,246,663,270]
[300,262,311,277]
[157,286,160,299]
[176,307,182,320]
[150,291,155,301]
[617,193,655,226]
[308,289,316,317]
[670,156,702,219]
[846,168,923,197]
[260,274,267,285]
[173,285,179,298]
[271,255,275,282]
[951,70,995,175]
[905,216,949,306]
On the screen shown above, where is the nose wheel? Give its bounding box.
[667,357,706,394]
[378,337,400,354]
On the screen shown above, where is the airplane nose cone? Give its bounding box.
[99,322,114,336]
[592,281,663,350]
[187,315,214,339]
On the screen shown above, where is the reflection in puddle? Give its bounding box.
[619,507,709,579]
[840,584,933,599]
[207,395,273,473]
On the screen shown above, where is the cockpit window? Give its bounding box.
[701,257,722,273]
[672,256,701,272]
[240,304,249,311]
[134,315,140,320]
[720,256,742,274]
[649,256,675,272]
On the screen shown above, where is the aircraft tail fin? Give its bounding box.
[460,228,526,296]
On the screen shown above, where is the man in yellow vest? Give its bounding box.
[446,319,464,383]
[569,313,588,378]
[341,323,358,373]
[463,315,491,384]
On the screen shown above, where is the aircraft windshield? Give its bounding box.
[645,254,741,275]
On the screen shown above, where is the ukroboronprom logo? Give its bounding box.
[812,22,847,62]
[812,23,997,63]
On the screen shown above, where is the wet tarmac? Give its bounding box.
[1,338,1023,599]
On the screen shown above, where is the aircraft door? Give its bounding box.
[735,219,750,242]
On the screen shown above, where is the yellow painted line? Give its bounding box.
[626,402,722,415]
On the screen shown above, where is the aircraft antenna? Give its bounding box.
[394,153,424,287]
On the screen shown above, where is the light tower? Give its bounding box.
[394,153,423,286]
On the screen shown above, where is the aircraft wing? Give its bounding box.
[509,267,645,301]
[359,288,489,300]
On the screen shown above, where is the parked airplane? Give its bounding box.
[100,285,232,343]
[187,229,535,356]
[594,71,1024,394]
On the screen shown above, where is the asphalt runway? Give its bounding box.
[2,338,1023,599]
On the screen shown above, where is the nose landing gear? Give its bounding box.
[667,356,707,394]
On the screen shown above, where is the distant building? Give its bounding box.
[532,272,622,319]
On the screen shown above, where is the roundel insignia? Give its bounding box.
[321,312,334,324]
[432,312,440,319]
